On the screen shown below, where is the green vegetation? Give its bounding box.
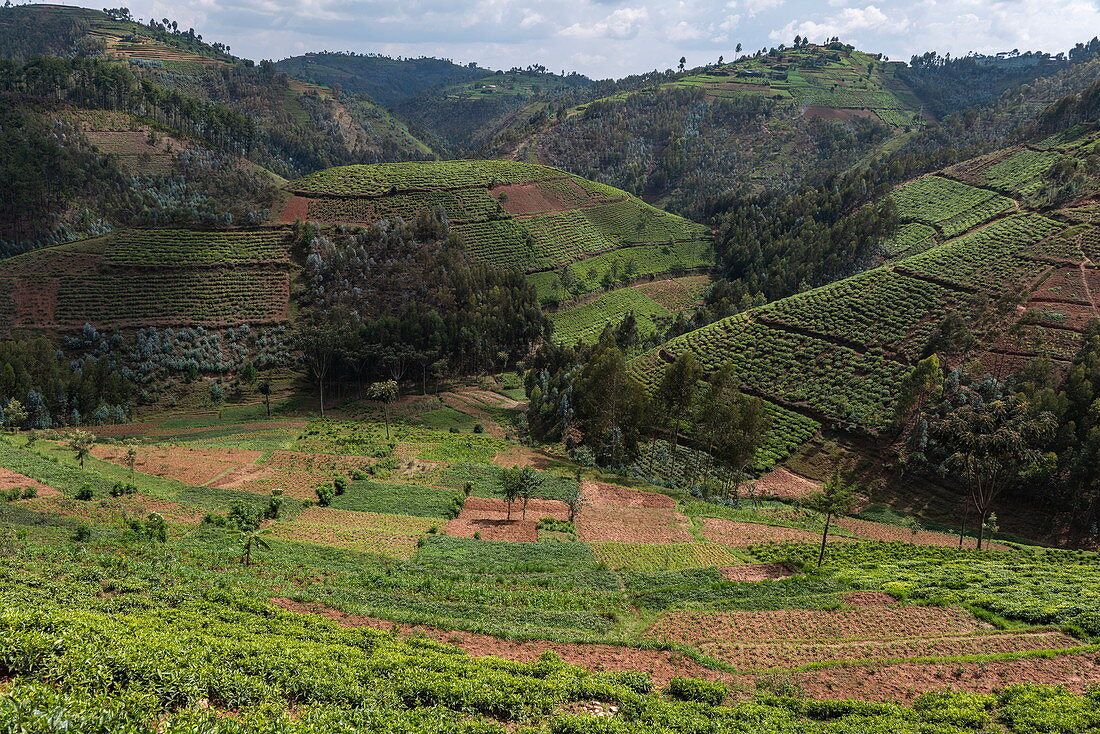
[890,176,1016,237]
[549,288,671,345]
[332,479,461,518]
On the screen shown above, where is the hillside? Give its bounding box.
[632,123,1100,437]
[0,4,436,253]
[281,159,715,337]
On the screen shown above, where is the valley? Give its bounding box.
[2,3,1100,732]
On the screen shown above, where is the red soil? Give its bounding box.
[279,195,311,224]
[493,182,580,216]
[793,652,1100,703]
[582,480,676,509]
[577,505,695,544]
[647,605,990,646]
[91,445,264,487]
[718,563,796,582]
[11,278,59,327]
[0,468,52,494]
[741,468,821,502]
[491,446,557,470]
[445,496,569,542]
[262,450,374,474]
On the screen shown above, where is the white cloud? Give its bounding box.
[56,0,1100,80]
[561,7,649,39]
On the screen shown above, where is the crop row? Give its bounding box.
[584,200,710,245]
[753,541,1100,636]
[528,241,716,304]
[590,542,743,571]
[899,213,1063,292]
[289,160,566,196]
[891,175,1015,237]
[979,149,1062,196]
[882,222,937,258]
[306,191,472,223]
[55,270,288,326]
[758,269,962,355]
[549,287,671,345]
[1023,225,1088,263]
[522,210,620,264]
[636,317,909,430]
[102,229,291,266]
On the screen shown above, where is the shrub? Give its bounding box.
[72,524,93,542]
[351,469,368,480]
[667,677,727,705]
[333,476,348,495]
[74,484,94,501]
[603,670,653,694]
[473,423,485,434]
[109,482,137,497]
[316,485,334,507]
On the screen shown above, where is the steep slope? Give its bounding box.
[281,160,714,307]
[496,43,917,215]
[632,125,1100,435]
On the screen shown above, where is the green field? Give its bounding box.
[549,288,671,345]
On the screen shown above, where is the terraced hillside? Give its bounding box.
[282,160,715,311]
[634,126,1100,434]
[0,229,293,335]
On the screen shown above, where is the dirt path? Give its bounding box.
[1079,255,1100,318]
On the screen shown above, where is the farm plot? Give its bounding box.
[633,275,711,311]
[440,463,579,502]
[980,149,1063,196]
[634,316,910,430]
[549,288,671,345]
[757,268,962,355]
[648,604,989,646]
[288,160,561,196]
[882,222,938,258]
[452,219,538,271]
[897,213,1063,293]
[101,229,291,266]
[574,480,692,543]
[699,517,826,545]
[90,444,263,486]
[262,450,374,474]
[444,496,569,542]
[890,176,1015,237]
[528,240,715,304]
[590,542,743,570]
[831,516,1007,549]
[55,270,289,327]
[1021,226,1088,263]
[1030,266,1095,304]
[521,210,619,263]
[332,480,459,518]
[15,491,205,528]
[267,506,434,558]
[582,200,710,245]
[998,324,1088,360]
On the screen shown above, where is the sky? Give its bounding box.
[43,0,1100,78]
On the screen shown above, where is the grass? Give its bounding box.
[331,479,459,518]
[590,542,745,571]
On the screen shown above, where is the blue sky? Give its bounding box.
[46,0,1100,78]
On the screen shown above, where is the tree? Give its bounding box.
[499,466,524,521]
[657,352,702,452]
[367,380,399,440]
[239,362,258,393]
[3,398,27,432]
[66,429,94,470]
[894,354,943,432]
[208,382,226,420]
[678,56,687,72]
[571,335,648,465]
[292,318,349,418]
[124,440,138,481]
[564,473,585,523]
[937,398,1055,549]
[258,379,272,417]
[519,466,542,520]
[234,529,270,566]
[804,464,861,569]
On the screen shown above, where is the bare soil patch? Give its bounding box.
[491,446,557,470]
[12,278,59,327]
[577,505,694,544]
[648,606,989,646]
[278,195,311,224]
[582,480,676,509]
[842,591,896,606]
[91,445,263,487]
[633,275,711,312]
[792,651,1100,703]
[699,518,827,545]
[0,468,53,494]
[271,598,735,687]
[445,496,568,542]
[741,468,821,502]
[263,450,374,474]
[718,563,797,582]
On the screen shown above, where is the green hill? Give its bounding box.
[632,124,1100,435]
[282,160,715,312]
